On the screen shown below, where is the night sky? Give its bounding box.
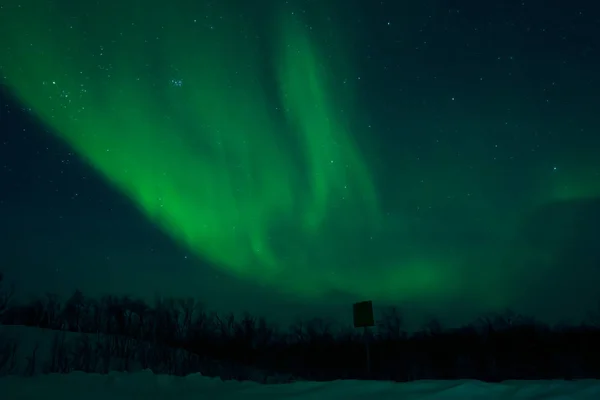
[1,0,599,329]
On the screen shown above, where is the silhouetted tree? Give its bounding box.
[3,272,600,382]
[62,289,85,332]
[378,306,405,340]
[0,273,15,319]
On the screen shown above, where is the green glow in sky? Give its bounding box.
[2,0,598,311]
[0,1,390,299]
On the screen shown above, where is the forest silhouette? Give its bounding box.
[2,272,600,382]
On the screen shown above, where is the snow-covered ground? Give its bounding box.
[0,324,293,382]
[2,372,600,399]
[2,325,600,399]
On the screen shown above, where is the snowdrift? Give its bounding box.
[1,371,600,399]
[2,324,600,399]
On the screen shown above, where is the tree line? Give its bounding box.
[1,272,600,381]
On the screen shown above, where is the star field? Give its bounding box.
[0,0,599,327]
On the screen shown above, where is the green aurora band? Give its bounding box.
[2,0,599,309]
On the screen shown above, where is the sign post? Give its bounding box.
[352,300,375,376]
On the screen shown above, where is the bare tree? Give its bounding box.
[305,318,333,343]
[44,293,62,329]
[177,297,197,339]
[422,317,443,336]
[0,272,15,319]
[214,312,236,339]
[289,319,306,343]
[378,306,405,340]
[62,289,85,331]
[236,312,257,347]
[255,317,274,349]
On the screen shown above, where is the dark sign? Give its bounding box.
[353,300,374,328]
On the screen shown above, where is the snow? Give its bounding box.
[2,325,600,399]
[2,372,600,399]
[0,324,290,382]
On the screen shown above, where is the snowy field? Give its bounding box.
[1,325,600,399]
[2,372,600,399]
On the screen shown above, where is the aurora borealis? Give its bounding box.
[1,0,599,326]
